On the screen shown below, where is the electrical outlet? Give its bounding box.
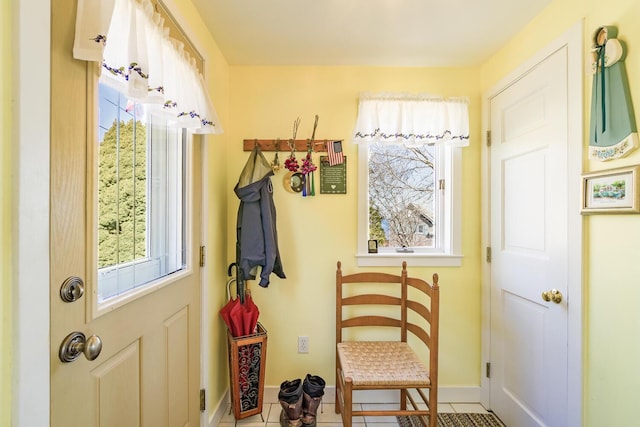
[298,336,309,353]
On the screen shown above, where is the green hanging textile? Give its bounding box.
[589,26,638,161]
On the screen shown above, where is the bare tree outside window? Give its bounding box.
[368,142,435,249]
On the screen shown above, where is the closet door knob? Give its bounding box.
[541,289,562,304]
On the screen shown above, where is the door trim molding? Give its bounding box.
[480,20,584,426]
[13,0,51,425]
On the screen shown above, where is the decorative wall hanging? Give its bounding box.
[319,156,347,194]
[581,165,640,214]
[244,115,344,197]
[589,26,638,161]
[300,116,319,197]
[283,172,304,193]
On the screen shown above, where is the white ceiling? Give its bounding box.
[189,0,552,67]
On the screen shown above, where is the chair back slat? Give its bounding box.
[406,322,431,349]
[406,300,431,323]
[341,316,402,329]
[339,271,401,284]
[342,294,401,306]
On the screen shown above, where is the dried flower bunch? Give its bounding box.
[271,139,281,173]
[284,155,299,172]
[285,117,301,172]
[300,152,316,175]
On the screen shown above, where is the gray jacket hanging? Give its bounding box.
[234,147,286,287]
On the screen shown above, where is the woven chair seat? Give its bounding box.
[337,341,430,387]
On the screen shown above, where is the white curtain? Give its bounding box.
[353,93,469,146]
[73,0,222,134]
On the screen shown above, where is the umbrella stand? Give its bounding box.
[226,323,267,420]
[222,266,267,420]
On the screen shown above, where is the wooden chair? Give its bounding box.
[335,261,440,427]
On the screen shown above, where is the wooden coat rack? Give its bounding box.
[242,139,342,152]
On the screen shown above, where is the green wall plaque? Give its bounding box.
[319,156,347,194]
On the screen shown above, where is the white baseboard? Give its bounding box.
[436,386,481,403]
[204,390,230,427]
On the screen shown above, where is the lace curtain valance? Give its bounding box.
[73,0,222,134]
[353,93,469,147]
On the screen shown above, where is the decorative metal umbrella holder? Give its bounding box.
[226,322,268,420]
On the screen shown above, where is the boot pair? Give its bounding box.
[278,374,325,427]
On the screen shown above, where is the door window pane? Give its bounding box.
[97,83,186,303]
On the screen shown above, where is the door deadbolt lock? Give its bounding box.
[541,289,563,304]
[59,332,102,363]
[60,276,85,302]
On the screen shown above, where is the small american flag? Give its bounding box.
[327,140,344,166]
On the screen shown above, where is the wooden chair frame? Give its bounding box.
[335,261,439,427]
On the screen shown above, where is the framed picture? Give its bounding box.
[367,239,378,254]
[581,165,640,214]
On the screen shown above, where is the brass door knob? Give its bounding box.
[59,332,103,363]
[541,289,563,304]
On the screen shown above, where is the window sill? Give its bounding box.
[356,252,463,267]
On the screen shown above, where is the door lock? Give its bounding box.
[541,289,563,304]
[60,276,85,302]
[59,332,102,363]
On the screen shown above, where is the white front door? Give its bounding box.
[50,1,201,425]
[489,46,570,427]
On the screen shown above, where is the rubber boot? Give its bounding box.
[301,374,325,427]
[279,379,303,427]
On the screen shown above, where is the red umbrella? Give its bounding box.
[228,299,245,337]
[220,278,260,337]
[220,278,240,335]
[241,291,260,336]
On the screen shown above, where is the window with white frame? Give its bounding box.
[354,93,469,267]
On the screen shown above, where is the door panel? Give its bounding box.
[489,46,568,427]
[50,0,201,425]
[504,149,546,252]
[92,342,141,427]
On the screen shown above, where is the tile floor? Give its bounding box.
[218,389,489,427]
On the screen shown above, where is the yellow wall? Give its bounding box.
[1,0,12,424]
[481,0,640,425]
[225,66,483,387]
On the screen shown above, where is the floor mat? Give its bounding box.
[397,412,507,427]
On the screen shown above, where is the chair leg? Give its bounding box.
[335,368,341,414]
[429,387,437,427]
[400,389,407,410]
[343,379,353,427]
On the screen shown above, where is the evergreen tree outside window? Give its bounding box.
[98,90,147,268]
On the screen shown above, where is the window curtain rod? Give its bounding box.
[73,0,223,134]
